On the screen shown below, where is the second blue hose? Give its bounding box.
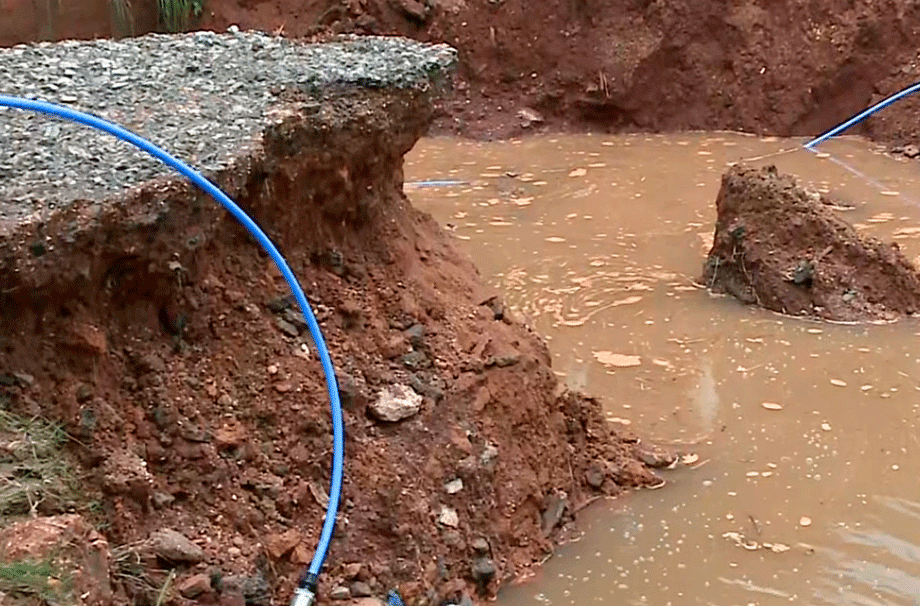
[804,82,920,149]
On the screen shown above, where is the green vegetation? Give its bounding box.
[108,0,135,39]
[158,0,205,34]
[0,410,79,519]
[0,559,72,605]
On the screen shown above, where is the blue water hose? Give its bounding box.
[0,95,342,606]
[804,82,920,149]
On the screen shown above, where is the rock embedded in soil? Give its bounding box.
[702,164,920,322]
[349,581,372,597]
[470,557,497,589]
[178,573,213,598]
[147,528,205,564]
[368,383,423,422]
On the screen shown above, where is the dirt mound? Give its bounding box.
[702,164,920,322]
[0,34,668,606]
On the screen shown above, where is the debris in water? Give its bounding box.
[722,531,790,554]
[593,351,641,367]
[820,422,832,431]
[830,379,847,387]
[611,295,644,307]
[799,516,812,527]
[680,453,700,465]
[568,168,587,177]
[761,402,783,411]
[545,237,566,243]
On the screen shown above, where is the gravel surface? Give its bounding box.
[0,31,456,223]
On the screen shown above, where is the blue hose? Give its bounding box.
[804,82,920,149]
[0,95,343,600]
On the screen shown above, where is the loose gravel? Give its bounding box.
[0,31,456,224]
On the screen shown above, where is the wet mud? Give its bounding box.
[703,163,920,322]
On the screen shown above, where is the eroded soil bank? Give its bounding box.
[702,164,920,322]
[4,0,920,144]
[0,34,667,606]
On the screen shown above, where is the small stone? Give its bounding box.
[444,478,463,494]
[267,295,293,313]
[442,530,463,548]
[401,350,431,370]
[330,586,350,600]
[585,461,605,488]
[75,383,93,403]
[390,0,429,22]
[148,529,205,563]
[489,353,521,368]
[404,323,425,347]
[409,373,445,402]
[480,443,499,466]
[368,384,423,422]
[342,563,362,579]
[471,538,490,555]
[276,317,300,338]
[636,445,677,468]
[541,491,567,535]
[282,307,308,331]
[380,335,407,359]
[152,492,175,509]
[268,364,279,375]
[265,528,300,560]
[12,372,34,386]
[517,108,544,128]
[438,506,459,528]
[903,144,920,158]
[349,581,372,598]
[178,573,212,598]
[471,557,496,588]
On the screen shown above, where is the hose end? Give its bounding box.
[291,572,317,606]
[289,587,316,606]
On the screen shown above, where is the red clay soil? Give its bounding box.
[0,89,670,606]
[4,0,920,143]
[702,164,920,322]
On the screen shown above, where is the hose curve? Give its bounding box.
[0,95,344,587]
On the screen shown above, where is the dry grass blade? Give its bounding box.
[0,410,80,518]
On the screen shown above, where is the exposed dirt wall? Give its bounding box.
[0,79,666,606]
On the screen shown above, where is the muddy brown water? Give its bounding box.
[404,133,920,606]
